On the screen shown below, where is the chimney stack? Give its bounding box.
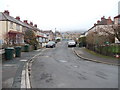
[4,10,9,15]
[107,16,113,24]
[94,23,96,26]
[34,24,37,27]
[101,16,105,21]
[97,20,100,24]
[16,16,20,21]
[24,20,28,24]
[30,22,33,26]
[108,16,111,20]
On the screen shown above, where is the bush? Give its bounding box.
[24,29,39,46]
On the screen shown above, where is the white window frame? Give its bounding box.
[118,18,120,24]
[10,22,13,29]
[16,24,20,31]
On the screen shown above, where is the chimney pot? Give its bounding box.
[107,16,113,24]
[97,20,100,24]
[108,16,111,19]
[16,16,20,20]
[4,10,9,15]
[34,24,37,27]
[101,16,105,20]
[30,22,33,25]
[94,23,96,26]
[24,20,28,24]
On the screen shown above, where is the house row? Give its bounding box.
[0,10,55,47]
[62,31,81,41]
[86,15,120,44]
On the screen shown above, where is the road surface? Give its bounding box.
[30,41,118,88]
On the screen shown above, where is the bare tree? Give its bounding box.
[24,29,38,45]
[112,25,120,42]
[4,33,17,46]
[86,25,115,46]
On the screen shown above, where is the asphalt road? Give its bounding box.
[31,41,118,88]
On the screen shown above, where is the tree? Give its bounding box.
[79,36,86,46]
[24,29,38,45]
[4,33,17,46]
[112,25,120,42]
[86,25,115,46]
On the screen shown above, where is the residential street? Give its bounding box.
[31,41,118,88]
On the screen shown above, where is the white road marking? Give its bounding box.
[20,59,27,62]
[3,64,17,67]
[21,48,47,88]
[26,63,31,88]
[36,49,41,51]
[21,70,26,88]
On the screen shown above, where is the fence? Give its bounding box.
[86,44,120,57]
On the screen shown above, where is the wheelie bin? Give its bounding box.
[24,44,30,52]
[5,47,14,60]
[15,46,21,57]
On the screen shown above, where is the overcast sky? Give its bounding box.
[0,0,119,32]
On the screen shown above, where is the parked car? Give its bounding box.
[68,40,76,47]
[46,41,56,48]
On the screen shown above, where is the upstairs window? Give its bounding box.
[16,24,20,31]
[118,18,120,24]
[10,22,13,29]
[22,27,26,32]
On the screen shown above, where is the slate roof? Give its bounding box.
[97,19,113,25]
[114,14,120,18]
[0,12,40,31]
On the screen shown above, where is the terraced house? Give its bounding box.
[0,10,30,46]
[86,16,115,45]
[0,10,49,48]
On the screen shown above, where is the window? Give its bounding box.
[16,24,20,31]
[22,27,26,32]
[118,18,120,24]
[10,22,13,29]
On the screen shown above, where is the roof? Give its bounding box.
[8,30,23,34]
[88,16,114,31]
[37,35,47,38]
[42,30,53,33]
[0,12,40,31]
[0,12,6,20]
[114,14,120,18]
[97,19,113,25]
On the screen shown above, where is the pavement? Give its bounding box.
[74,47,120,66]
[2,49,42,88]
